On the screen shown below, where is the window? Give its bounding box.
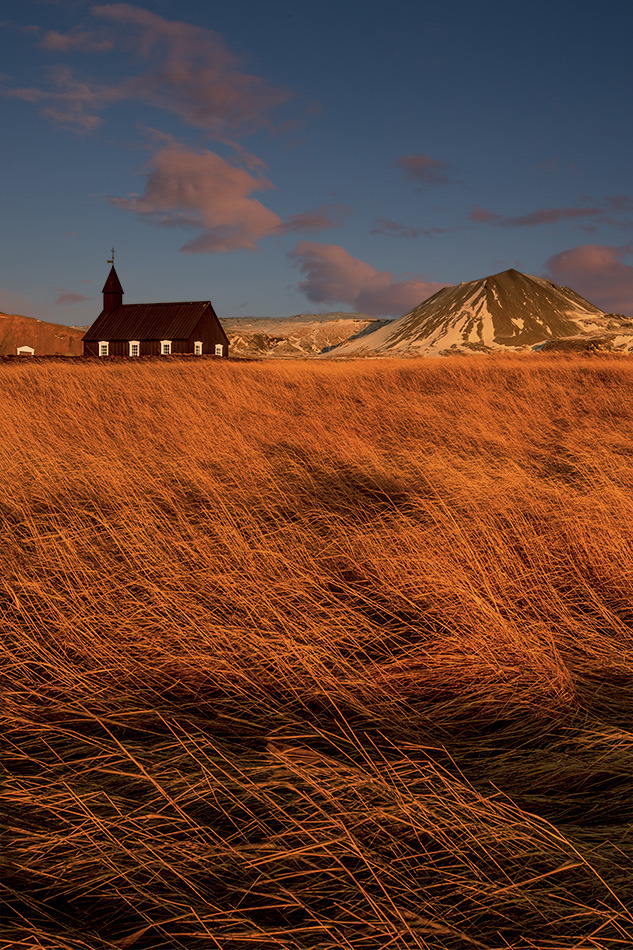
[160,340,172,355]
[129,341,140,357]
[194,341,203,355]
[215,344,223,357]
[99,341,109,357]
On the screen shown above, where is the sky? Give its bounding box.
[1,0,632,326]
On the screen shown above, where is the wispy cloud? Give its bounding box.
[395,153,455,187]
[278,204,352,234]
[371,218,425,239]
[54,287,90,304]
[110,144,282,253]
[40,29,114,52]
[370,217,456,239]
[544,244,633,316]
[287,242,448,316]
[469,198,633,231]
[5,64,120,131]
[469,204,604,227]
[5,3,292,135]
[604,195,633,212]
[469,205,502,224]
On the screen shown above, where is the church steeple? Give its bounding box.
[102,250,123,311]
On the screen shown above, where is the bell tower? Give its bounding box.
[102,249,123,312]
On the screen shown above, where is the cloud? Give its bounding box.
[5,64,119,131]
[543,244,633,316]
[110,144,282,252]
[371,217,425,239]
[278,203,352,234]
[395,153,455,187]
[40,30,114,52]
[469,205,502,224]
[537,157,580,176]
[370,217,456,238]
[94,3,292,133]
[469,204,604,227]
[287,242,448,316]
[54,288,90,304]
[469,197,633,231]
[6,3,292,134]
[604,195,633,212]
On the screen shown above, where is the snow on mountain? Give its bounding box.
[327,269,633,357]
[222,312,383,357]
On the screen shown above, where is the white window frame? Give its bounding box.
[214,343,223,357]
[129,340,140,357]
[160,339,172,355]
[98,341,109,357]
[194,341,203,355]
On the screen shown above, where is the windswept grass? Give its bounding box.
[1,354,632,949]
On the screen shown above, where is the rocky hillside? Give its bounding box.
[0,312,86,356]
[328,269,633,356]
[223,313,383,357]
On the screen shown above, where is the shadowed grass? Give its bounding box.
[1,354,632,948]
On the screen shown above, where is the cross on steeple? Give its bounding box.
[107,247,115,265]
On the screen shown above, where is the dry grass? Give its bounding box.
[1,353,632,949]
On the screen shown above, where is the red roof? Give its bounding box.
[83,301,215,341]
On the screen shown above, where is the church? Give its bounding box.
[83,264,229,358]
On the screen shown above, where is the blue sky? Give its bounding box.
[1,0,632,325]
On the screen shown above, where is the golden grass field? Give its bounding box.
[2,354,632,949]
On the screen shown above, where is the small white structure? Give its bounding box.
[17,345,35,356]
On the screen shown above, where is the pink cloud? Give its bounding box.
[470,204,603,228]
[604,195,633,212]
[469,205,503,224]
[54,288,90,305]
[40,30,114,52]
[370,217,457,238]
[5,64,118,131]
[287,242,448,317]
[504,207,601,227]
[371,217,425,239]
[93,3,291,134]
[278,204,352,234]
[6,4,291,135]
[110,144,282,252]
[544,244,633,316]
[395,153,454,187]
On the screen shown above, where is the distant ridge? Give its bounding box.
[222,312,381,358]
[328,269,633,356]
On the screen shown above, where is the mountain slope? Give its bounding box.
[222,312,382,357]
[0,312,86,356]
[328,269,633,356]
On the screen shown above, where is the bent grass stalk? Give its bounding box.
[1,354,632,948]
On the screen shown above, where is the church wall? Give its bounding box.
[188,308,230,357]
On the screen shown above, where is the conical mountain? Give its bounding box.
[329,269,633,356]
